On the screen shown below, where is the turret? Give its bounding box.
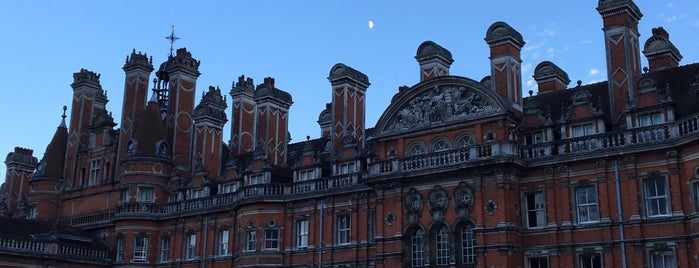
[597,0,643,123]
[643,27,682,71]
[485,21,525,110]
[118,50,154,164]
[229,75,256,156]
[65,69,106,188]
[1,147,37,217]
[533,61,570,94]
[254,77,293,166]
[193,86,228,178]
[27,107,68,220]
[415,41,454,82]
[327,64,370,153]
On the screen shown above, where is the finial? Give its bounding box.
[62,105,67,120]
[59,105,68,128]
[165,25,180,57]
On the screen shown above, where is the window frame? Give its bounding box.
[339,162,356,175]
[460,224,476,265]
[648,248,677,268]
[249,174,265,185]
[296,219,309,249]
[578,252,603,268]
[525,191,547,228]
[432,139,451,152]
[644,177,670,218]
[570,123,595,138]
[245,229,257,252]
[638,111,664,127]
[336,213,351,245]
[132,234,150,263]
[217,229,229,256]
[88,159,101,186]
[263,229,280,251]
[115,235,125,263]
[575,186,600,224]
[434,226,450,265]
[159,236,170,263]
[298,169,315,181]
[185,233,197,260]
[527,256,549,268]
[411,229,426,267]
[137,187,155,203]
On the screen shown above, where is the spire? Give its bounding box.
[35,107,69,178]
[165,25,180,57]
[59,105,67,129]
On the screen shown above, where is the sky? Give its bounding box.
[1,1,698,185]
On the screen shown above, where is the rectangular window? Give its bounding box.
[578,253,602,268]
[185,233,196,260]
[528,257,548,268]
[339,163,355,175]
[645,178,669,217]
[649,250,677,268]
[461,227,476,265]
[137,187,155,203]
[190,188,205,199]
[336,214,351,245]
[217,229,229,256]
[167,193,180,203]
[220,182,235,194]
[132,235,149,263]
[524,131,545,145]
[411,230,425,267]
[693,182,699,212]
[249,174,265,185]
[89,159,100,186]
[28,207,37,219]
[296,219,309,249]
[159,236,170,263]
[264,229,280,250]
[525,192,546,228]
[299,169,315,181]
[115,236,125,262]
[571,123,595,138]
[119,189,130,203]
[245,230,256,252]
[576,186,599,223]
[435,227,450,265]
[638,112,664,127]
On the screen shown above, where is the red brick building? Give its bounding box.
[2,0,699,267]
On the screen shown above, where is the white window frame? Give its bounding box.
[88,159,100,186]
[525,192,546,228]
[217,229,229,256]
[263,229,280,251]
[411,229,425,267]
[461,225,476,265]
[115,236,125,263]
[336,214,351,245]
[648,248,677,268]
[245,229,256,252]
[578,252,603,268]
[644,177,670,217]
[339,162,356,175]
[576,186,599,224]
[570,123,595,138]
[119,189,130,203]
[159,236,170,263]
[299,169,315,181]
[27,206,37,219]
[409,144,426,156]
[296,219,309,249]
[137,187,155,203]
[185,233,196,260]
[132,234,149,263]
[524,131,545,145]
[638,111,664,127]
[435,226,450,265]
[249,174,265,185]
[433,140,450,152]
[220,182,235,194]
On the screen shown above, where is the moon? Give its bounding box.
[368,20,374,29]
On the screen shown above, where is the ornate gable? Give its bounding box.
[374,77,508,136]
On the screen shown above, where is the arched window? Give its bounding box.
[435,226,450,265]
[411,229,426,267]
[409,144,425,156]
[433,140,450,152]
[460,224,476,265]
[458,136,474,148]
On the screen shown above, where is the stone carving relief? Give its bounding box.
[389,85,498,131]
[428,185,448,223]
[453,181,474,220]
[404,188,423,226]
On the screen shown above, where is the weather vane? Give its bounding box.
[165,25,180,57]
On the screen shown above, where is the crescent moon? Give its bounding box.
[368,20,374,29]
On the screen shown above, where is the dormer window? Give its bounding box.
[298,169,316,181]
[638,111,664,127]
[339,162,356,175]
[570,123,595,138]
[523,131,545,145]
[249,174,266,185]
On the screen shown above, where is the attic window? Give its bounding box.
[638,112,664,127]
[570,123,595,138]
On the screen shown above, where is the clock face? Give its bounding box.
[411,199,422,210]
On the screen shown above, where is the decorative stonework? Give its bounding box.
[388,85,499,131]
[428,186,448,222]
[484,200,498,216]
[453,182,474,220]
[404,188,423,226]
[385,212,396,226]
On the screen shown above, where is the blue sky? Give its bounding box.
[1,1,698,184]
